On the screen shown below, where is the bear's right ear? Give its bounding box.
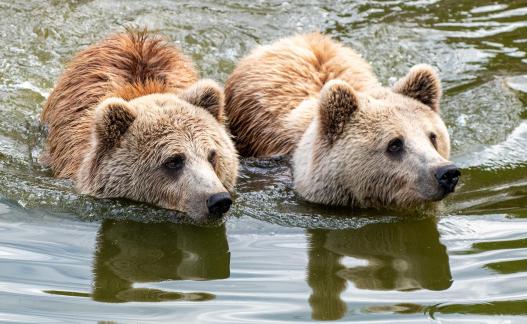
[319,80,360,144]
[94,97,137,151]
[178,79,225,122]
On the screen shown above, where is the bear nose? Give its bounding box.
[206,192,232,218]
[434,164,461,194]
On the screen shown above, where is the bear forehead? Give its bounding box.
[130,93,205,116]
[350,103,442,142]
[365,91,433,113]
[129,94,218,128]
[361,93,438,122]
[129,115,220,145]
[116,98,220,149]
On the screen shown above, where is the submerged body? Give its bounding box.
[42,31,238,221]
[225,33,459,208]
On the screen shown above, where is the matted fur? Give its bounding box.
[225,33,455,208]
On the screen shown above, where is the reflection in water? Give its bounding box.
[0,0,526,321]
[47,220,230,303]
[388,299,527,318]
[306,217,451,320]
[92,220,230,303]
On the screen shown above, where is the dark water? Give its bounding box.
[0,0,526,322]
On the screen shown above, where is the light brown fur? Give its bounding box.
[42,31,238,220]
[42,31,197,178]
[225,33,379,157]
[225,33,456,208]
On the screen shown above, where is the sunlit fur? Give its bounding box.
[42,31,238,220]
[225,33,452,209]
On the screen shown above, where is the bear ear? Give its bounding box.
[393,64,442,112]
[94,97,137,151]
[319,80,360,144]
[178,79,225,122]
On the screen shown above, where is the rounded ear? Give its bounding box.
[94,97,137,151]
[319,80,359,144]
[178,79,225,122]
[393,64,442,112]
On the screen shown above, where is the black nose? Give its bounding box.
[435,164,461,193]
[206,192,232,218]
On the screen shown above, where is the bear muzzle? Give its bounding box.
[434,164,461,194]
[206,192,233,219]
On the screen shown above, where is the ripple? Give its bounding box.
[470,4,509,15]
[0,0,526,322]
[456,121,527,169]
[507,74,527,93]
[11,81,49,99]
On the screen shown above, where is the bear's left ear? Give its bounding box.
[393,64,442,112]
[319,80,360,144]
[94,97,137,152]
[178,79,225,122]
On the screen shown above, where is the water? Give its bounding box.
[0,0,526,322]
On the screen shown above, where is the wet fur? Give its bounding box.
[42,30,197,178]
[41,30,238,219]
[225,33,450,208]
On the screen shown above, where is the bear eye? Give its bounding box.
[430,132,437,149]
[164,154,185,171]
[208,150,217,166]
[387,138,404,154]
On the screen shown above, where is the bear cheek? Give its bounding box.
[145,171,188,213]
[378,161,420,206]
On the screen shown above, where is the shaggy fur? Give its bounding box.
[225,33,454,208]
[42,31,238,220]
[42,31,197,178]
[225,33,378,157]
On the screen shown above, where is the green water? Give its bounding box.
[0,0,526,322]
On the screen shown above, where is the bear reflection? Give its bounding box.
[307,217,451,320]
[92,219,230,303]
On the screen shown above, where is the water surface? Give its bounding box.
[0,0,526,322]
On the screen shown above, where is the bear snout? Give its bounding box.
[434,164,461,194]
[206,192,233,219]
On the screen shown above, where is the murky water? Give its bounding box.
[0,0,526,322]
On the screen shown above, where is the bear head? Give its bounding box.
[293,64,460,209]
[77,80,239,221]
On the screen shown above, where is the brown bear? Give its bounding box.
[41,31,238,221]
[225,33,460,209]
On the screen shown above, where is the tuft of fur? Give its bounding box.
[113,79,173,101]
[225,33,454,209]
